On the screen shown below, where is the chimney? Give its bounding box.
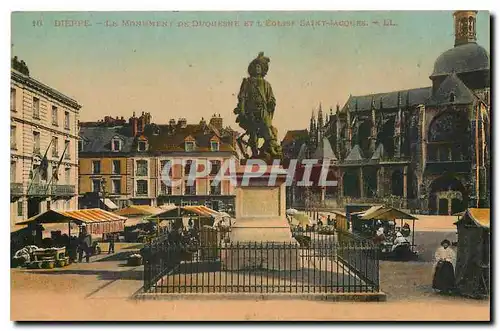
[178,118,187,128]
[209,114,223,130]
[169,118,176,127]
[129,115,138,137]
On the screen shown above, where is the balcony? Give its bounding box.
[52,185,75,196]
[340,156,411,167]
[27,184,50,196]
[11,183,23,196]
[135,191,149,197]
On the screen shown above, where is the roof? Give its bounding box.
[145,123,236,153]
[428,73,476,106]
[182,205,221,217]
[281,129,309,146]
[11,69,82,110]
[342,87,431,112]
[371,143,385,160]
[454,208,490,229]
[18,208,127,225]
[360,206,418,221]
[431,43,490,77]
[332,211,347,217]
[345,144,364,161]
[116,205,165,217]
[79,126,135,153]
[297,143,308,162]
[312,137,337,160]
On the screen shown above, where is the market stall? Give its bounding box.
[358,205,418,260]
[453,208,490,298]
[15,208,127,268]
[151,205,222,230]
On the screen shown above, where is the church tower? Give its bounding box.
[454,10,477,46]
[317,103,324,143]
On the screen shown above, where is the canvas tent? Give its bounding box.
[18,208,127,235]
[116,205,174,227]
[453,208,490,297]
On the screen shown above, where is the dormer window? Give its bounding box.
[112,139,121,152]
[138,141,147,152]
[449,92,455,103]
[210,136,220,152]
[185,142,194,152]
[184,135,196,152]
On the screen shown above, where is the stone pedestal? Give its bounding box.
[221,164,300,271]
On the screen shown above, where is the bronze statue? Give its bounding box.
[234,52,282,160]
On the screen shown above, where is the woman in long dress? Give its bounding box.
[432,239,457,293]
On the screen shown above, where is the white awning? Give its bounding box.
[101,198,118,210]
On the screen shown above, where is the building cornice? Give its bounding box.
[11,69,82,110]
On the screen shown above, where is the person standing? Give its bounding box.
[107,232,115,254]
[432,239,457,294]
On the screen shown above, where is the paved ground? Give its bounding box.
[11,217,490,321]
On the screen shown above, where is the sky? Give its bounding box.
[11,11,490,139]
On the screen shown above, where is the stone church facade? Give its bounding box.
[320,11,490,215]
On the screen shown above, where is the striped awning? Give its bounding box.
[116,205,165,217]
[182,205,221,217]
[17,208,127,235]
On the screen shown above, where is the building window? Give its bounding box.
[64,140,70,159]
[210,160,221,176]
[11,161,16,183]
[92,160,101,174]
[210,180,221,195]
[10,88,16,111]
[449,92,455,103]
[17,201,23,216]
[112,179,121,194]
[112,160,121,174]
[33,97,40,119]
[52,137,59,157]
[47,201,51,211]
[160,160,172,177]
[185,179,196,195]
[10,126,16,150]
[52,106,58,126]
[160,182,172,195]
[92,179,101,192]
[211,141,219,152]
[136,180,148,195]
[185,141,195,152]
[138,141,147,152]
[112,139,121,152]
[33,132,40,153]
[64,111,70,130]
[184,160,193,175]
[136,160,148,176]
[65,168,70,184]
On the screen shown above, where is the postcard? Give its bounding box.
[10,10,490,321]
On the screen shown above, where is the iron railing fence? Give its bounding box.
[142,228,379,294]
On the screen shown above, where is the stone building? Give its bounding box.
[79,113,239,213]
[11,61,82,225]
[322,11,490,215]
